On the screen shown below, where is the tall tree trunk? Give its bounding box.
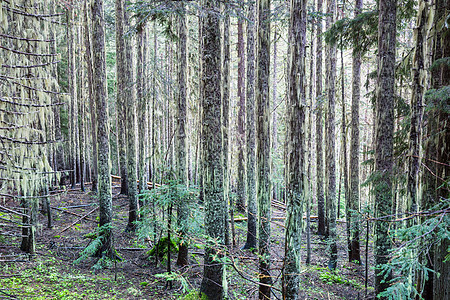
[199,1,225,298]
[137,24,148,195]
[151,21,158,188]
[306,0,315,265]
[237,18,246,214]
[348,0,362,264]
[243,0,257,251]
[272,32,278,202]
[78,25,86,192]
[176,6,189,266]
[243,2,257,249]
[125,6,138,232]
[92,0,113,257]
[256,0,272,298]
[221,4,232,246]
[326,0,338,271]
[84,0,98,193]
[316,0,326,236]
[115,0,128,195]
[67,9,78,189]
[374,0,396,295]
[422,0,449,298]
[283,0,307,297]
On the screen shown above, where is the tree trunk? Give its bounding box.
[316,0,326,236]
[176,6,189,266]
[125,7,138,232]
[237,18,246,214]
[115,0,128,195]
[243,0,257,251]
[348,0,363,264]
[84,0,98,193]
[92,0,113,257]
[256,0,272,298]
[199,1,225,298]
[221,4,232,246]
[374,0,396,295]
[326,0,338,271]
[422,0,450,298]
[283,0,307,297]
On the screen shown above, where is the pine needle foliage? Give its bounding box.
[378,199,450,300]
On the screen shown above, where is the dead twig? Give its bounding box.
[59,207,98,234]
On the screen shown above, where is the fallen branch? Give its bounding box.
[0,205,28,218]
[51,206,98,223]
[59,207,98,234]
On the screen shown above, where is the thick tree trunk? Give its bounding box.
[283,0,307,297]
[422,0,449,298]
[176,6,189,266]
[256,0,272,298]
[115,0,128,195]
[316,0,326,236]
[199,1,225,298]
[374,0,396,295]
[92,0,113,257]
[348,0,363,264]
[221,4,232,246]
[326,0,338,271]
[243,1,257,251]
[237,19,246,214]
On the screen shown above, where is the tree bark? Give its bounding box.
[176,6,189,266]
[256,0,272,298]
[125,6,138,232]
[115,0,128,195]
[348,0,363,264]
[326,0,338,271]
[374,0,396,295]
[243,0,257,251]
[92,0,113,257]
[84,0,98,193]
[316,0,326,236]
[221,4,232,246]
[283,0,307,297]
[199,1,225,298]
[237,18,246,214]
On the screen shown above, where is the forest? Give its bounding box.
[0,0,448,299]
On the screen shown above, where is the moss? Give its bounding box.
[147,237,179,258]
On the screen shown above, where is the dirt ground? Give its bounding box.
[0,183,375,299]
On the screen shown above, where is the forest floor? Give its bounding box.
[0,182,375,299]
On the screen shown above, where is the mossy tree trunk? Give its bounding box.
[221,3,232,246]
[348,0,362,265]
[137,24,148,196]
[244,0,257,251]
[422,0,449,297]
[176,5,189,267]
[316,0,326,237]
[199,0,225,298]
[326,0,338,271]
[374,0,396,295]
[92,0,113,257]
[256,0,272,298]
[283,0,307,297]
[115,0,128,195]
[124,6,138,232]
[237,18,246,214]
[84,0,98,193]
